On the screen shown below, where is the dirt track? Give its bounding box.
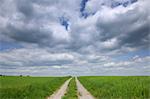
[47,78,72,99]
[76,77,95,99]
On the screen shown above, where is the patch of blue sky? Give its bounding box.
[111,1,122,8]
[80,0,138,17]
[80,0,88,13]
[123,1,130,7]
[114,49,150,61]
[130,0,138,4]
[59,16,69,31]
[111,0,138,8]
[0,41,23,51]
[80,0,89,18]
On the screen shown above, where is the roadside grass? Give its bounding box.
[63,78,78,99]
[0,76,69,99]
[79,76,150,99]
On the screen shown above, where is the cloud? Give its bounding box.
[16,0,34,20]
[0,0,149,75]
[96,0,149,50]
[0,47,149,76]
[0,48,76,67]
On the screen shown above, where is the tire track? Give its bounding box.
[47,78,72,99]
[75,77,95,99]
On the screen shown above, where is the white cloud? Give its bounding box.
[0,0,149,76]
[50,23,70,41]
[101,38,118,49]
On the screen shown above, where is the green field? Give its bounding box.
[0,76,69,99]
[1,76,150,99]
[63,78,78,99]
[79,76,150,99]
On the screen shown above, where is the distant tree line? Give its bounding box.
[0,74,30,77]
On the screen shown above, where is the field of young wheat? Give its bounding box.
[79,76,150,99]
[1,76,149,99]
[0,76,69,99]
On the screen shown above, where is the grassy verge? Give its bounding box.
[63,78,77,99]
[79,76,150,99]
[0,76,69,99]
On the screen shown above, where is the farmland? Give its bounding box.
[79,76,150,99]
[0,76,150,99]
[0,76,69,99]
[63,78,77,99]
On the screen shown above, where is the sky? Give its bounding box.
[0,0,150,76]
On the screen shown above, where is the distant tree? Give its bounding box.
[20,75,23,77]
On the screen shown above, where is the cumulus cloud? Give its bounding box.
[96,0,149,49]
[0,48,76,67]
[0,0,149,75]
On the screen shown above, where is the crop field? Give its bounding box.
[79,76,150,99]
[63,78,77,99]
[0,76,69,99]
[1,76,150,99]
